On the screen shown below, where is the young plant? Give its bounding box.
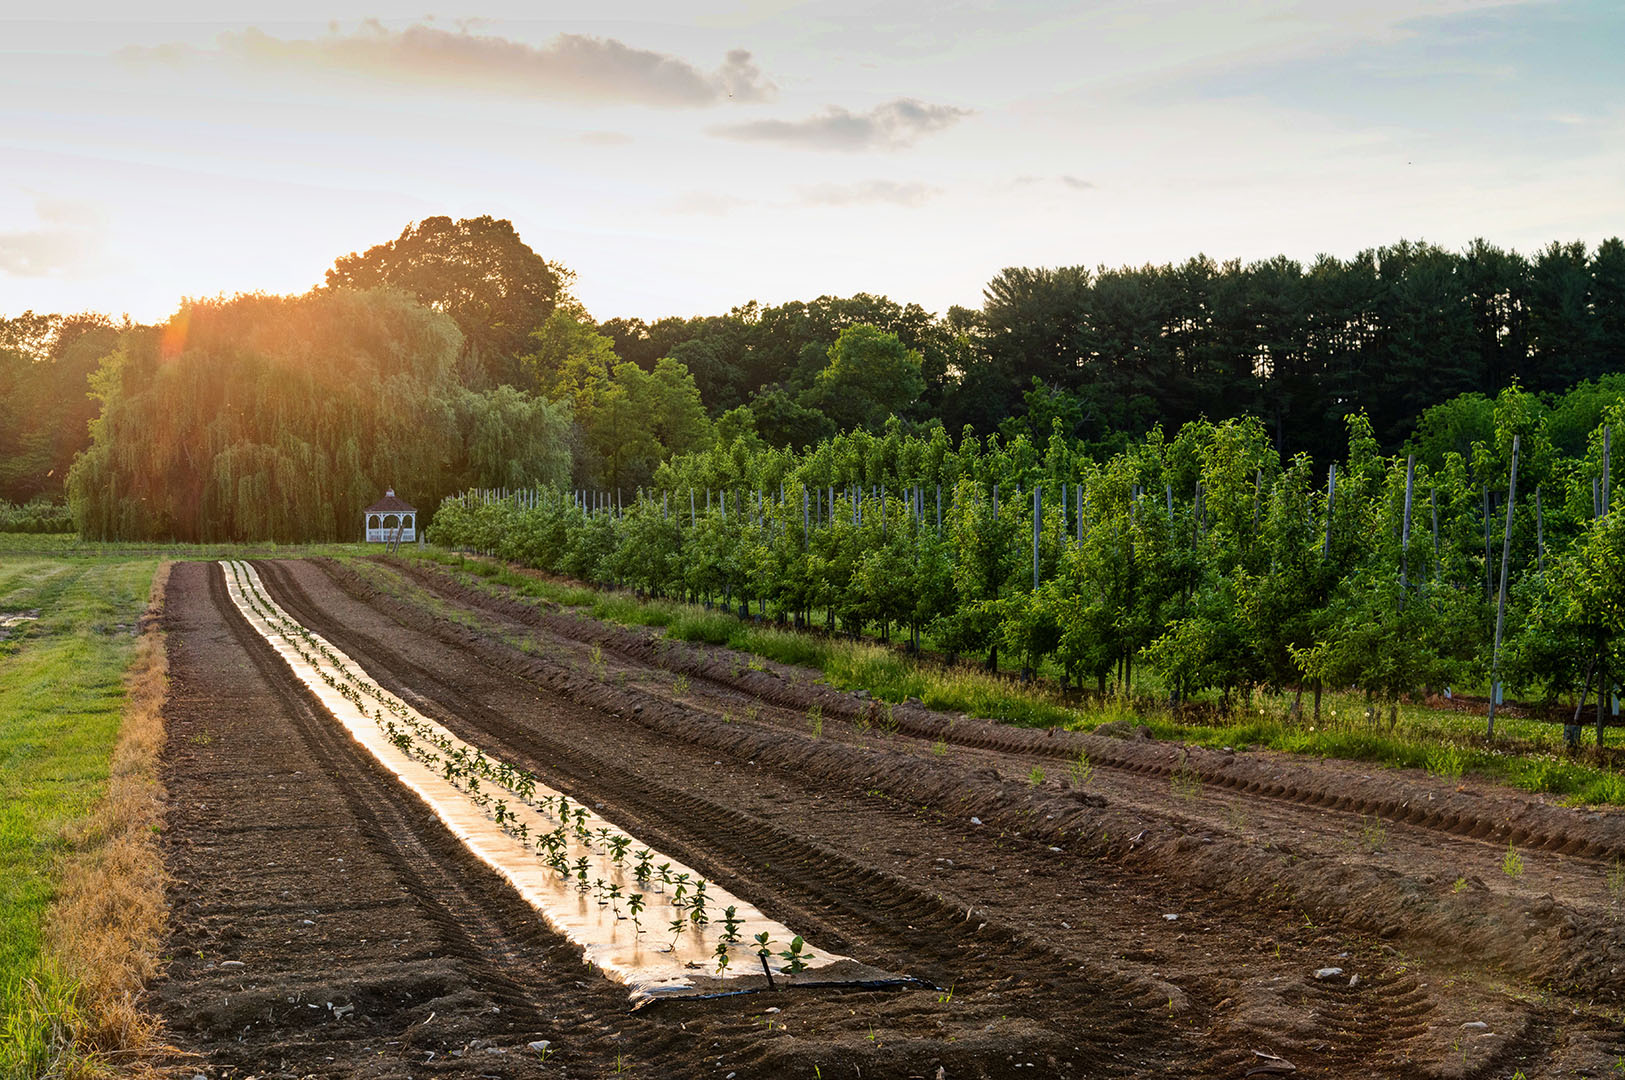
[713,938,732,976]
[777,935,813,975]
[1067,751,1095,788]
[627,891,646,934]
[1027,766,1046,787]
[720,905,743,945]
[807,704,823,738]
[668,917,688,951]
[1503,843,1525,880]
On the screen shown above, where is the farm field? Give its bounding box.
[146,555,1625,1079]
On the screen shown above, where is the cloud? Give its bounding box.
[123,21,775,108]
[0,229,96,278]
[0,197,102,278]
[1013,175,1098,192]
[666,192,754,216]
[799,180,941,207]
[712,98,971,151]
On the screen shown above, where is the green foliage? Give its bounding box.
[325,214,572,388]
[66,289,573,542]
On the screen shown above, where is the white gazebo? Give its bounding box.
[363,489,417,543]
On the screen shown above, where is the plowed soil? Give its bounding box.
[153,558,1625,1079]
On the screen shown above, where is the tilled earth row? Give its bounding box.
[154,558,1625,1078]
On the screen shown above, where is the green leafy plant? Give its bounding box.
[1027,765,1046,787]
[1067,750,1094,788]
[1502,843,1525,879]
[777,935,813,975]
[1426,743,1467,781]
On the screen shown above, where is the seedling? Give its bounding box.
[1502,843,1525,879]
[668,917,688,951]
[672,674,690,695]
[807,705,823,738]
[1067,751,1095,788]
[609,834,632,864]
[713,939,732,976]
[778,935,813,974]
[753,930,777,986]
[627,892,646,934]
[1357,816,1387,854]
[1027,766,1046,788]
[720,905,743,945]
[932,738,948,756]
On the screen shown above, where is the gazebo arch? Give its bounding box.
[363,490,417,543]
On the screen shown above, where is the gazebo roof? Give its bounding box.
[364,489,416,513]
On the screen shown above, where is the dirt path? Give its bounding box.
[156,557,1625,1078]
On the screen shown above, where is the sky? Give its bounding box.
[2,1,1622,325]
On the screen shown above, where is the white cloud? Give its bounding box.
[0,197,102,278]
[713,98,971,151]
[799,180,940,207]
[123,21,776,107]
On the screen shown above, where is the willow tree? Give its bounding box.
[68,287,569,542]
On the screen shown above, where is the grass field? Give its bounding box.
[0,554,158,1077]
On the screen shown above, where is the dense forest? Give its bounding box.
[1,216,1622,540]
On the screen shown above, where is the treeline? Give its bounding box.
[599,239,1625,462]
[429,382,1625,741]
[9,216,1625,541]
[0,312,123,504]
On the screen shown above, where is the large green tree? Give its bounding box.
[325,216,573,388]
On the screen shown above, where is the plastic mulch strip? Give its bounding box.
[220,561,904,1002]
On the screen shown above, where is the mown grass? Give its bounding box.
[0,532,373,561]
[0,556,159,1078]
[406,547,1625,808]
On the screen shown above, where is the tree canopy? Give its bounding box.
[325,215,574,388]
[66,288,570,541]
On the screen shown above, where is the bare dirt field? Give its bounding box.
[153,558,1625,1078]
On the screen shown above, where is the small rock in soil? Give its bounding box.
[969,817,983,825]
[1163,914,1179,921]
[1313,967,1343,979]
[528,1040,552,1053]
[1462,1021,1489,1030]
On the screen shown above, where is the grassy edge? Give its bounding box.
[400,549,1625,808]
[5,563,173,1079]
